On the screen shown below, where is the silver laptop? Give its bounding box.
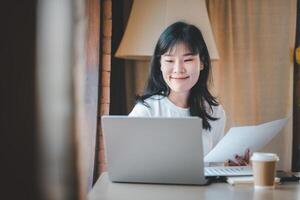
[101,116,252,185]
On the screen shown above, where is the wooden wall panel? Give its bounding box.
[96,0,112,177]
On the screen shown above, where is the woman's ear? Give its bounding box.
[200,63,204,70]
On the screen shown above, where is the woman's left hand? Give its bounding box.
[225,148,251,166]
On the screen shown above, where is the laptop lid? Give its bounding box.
[101,116,207,185]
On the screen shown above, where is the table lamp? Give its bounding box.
[115,0,219,61]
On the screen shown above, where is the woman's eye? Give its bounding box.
[165,60,174,63]
[184,59,193,62]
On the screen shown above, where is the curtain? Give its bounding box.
[207,0,296,170]
[125,0,296,170]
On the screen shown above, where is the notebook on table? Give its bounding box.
[101,116,252,185]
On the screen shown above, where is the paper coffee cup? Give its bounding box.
[251,153,279,189]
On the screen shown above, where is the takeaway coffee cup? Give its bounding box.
[251,153,279,189]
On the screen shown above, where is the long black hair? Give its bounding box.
[136,21,219,130]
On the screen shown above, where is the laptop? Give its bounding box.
[101,116,252,185]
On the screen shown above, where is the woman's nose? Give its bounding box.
[173,60,185,73]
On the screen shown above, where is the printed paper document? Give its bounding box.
[204,118,288,163]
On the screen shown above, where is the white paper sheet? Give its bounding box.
[204,118,288,163]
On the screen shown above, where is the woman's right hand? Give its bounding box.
[224,148,251,166]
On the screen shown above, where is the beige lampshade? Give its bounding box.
[115,0,219,60]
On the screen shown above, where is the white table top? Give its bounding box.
[88,172,300,200]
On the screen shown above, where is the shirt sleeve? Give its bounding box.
[128,103,151,117]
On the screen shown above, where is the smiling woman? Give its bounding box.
[112,0,297,172]
[129,22,226,157]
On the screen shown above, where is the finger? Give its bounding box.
[244,148,250,162]
[235,155,249,166]
[228,159,239,166]
[224,160,229,166]
[234,155,243,166]
[235,154,249,166]
[243,149,248,160]
[248,149,253,165]
[235,154,242,161]
[236,157,248,166]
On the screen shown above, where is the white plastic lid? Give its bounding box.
[250,152,279,162]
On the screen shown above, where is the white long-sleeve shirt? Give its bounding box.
[129,95,226,156]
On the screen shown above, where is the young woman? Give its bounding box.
[129,21,248,165]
